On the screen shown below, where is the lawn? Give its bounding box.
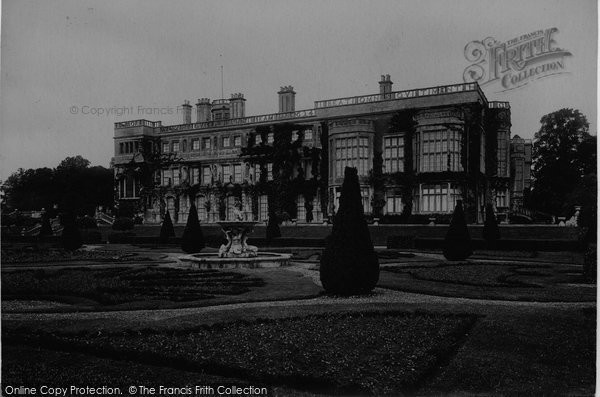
[1,246,157,264]
[1,246,595,395]
[4,307,594,395]
[423,308,596,396]
[380,261,596,302]
[5,311,476,395]
[2,266,322,312]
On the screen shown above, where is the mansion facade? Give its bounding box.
[112,75,531,224]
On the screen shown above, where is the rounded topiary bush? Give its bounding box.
[112,217,134,231]
[482,203,500,248]
[60,212,82,251]
[320,167,379,295]
[443,200,472,261]
[159,211,176,243]
[181,204,205,253]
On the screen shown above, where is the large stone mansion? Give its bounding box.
[112,75,531,224]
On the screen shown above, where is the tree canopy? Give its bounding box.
[1,156,113,215]
[530,108,596,216]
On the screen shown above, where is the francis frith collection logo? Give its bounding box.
[463,27,572,91]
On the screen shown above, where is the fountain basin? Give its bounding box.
[179,252,292,269]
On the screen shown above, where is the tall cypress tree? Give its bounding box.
[443,200,472,261]
[39,214,53,237]
[482,203,500,248]
[159,211,175,244]
[181,204,205,253]
[266,215,281,241]
[320,167,379,295]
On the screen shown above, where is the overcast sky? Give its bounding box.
[0,0,597,180]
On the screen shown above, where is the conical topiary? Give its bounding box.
[159,211,175,244]
[60,212,82,251]
[39,214,53,237]
[320,167,379,295]
[181,203,205,253]
[266,215,281,241]
[443,200,472,261]
[482,203,500,248]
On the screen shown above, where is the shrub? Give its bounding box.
[78,215,98,229]
[159,211,175,243]
[60,212,82,251]
[320,167,379,295]
[82,230,102,243]
[482,204,500,248]
[579,204,597,244]
[381,214,405,224]
[406,214,430,224]
[583,243,596,282]
[443,200,472,261]
[181,204,205,253]
[387,235,416,249]
[266,216,281,241]
[39,215,53,236]
[112,217,134,231]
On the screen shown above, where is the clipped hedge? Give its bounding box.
[112,217,134,231]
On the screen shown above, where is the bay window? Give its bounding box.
[414,128,462,173]
[414,183,462,213]
[333,136,370,179]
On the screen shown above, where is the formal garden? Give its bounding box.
[1,166,595,396]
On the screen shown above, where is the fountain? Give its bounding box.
[179,203,291,269]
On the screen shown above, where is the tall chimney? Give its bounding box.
[196,98,211,122]
[379,74,393,98]
[278,86,296,113]
[182,100,192,124]
[229,93,246,119]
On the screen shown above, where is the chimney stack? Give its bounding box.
[182,100,192,124]
[379,74,393,98]
[278,85,296,113]
[196,98,211,122]
[229,93,246,119]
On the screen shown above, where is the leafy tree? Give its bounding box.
[1,157,113,216]
[56,155,90,171]
[2,167,56,210]
[159,211,175,243]
[482,203,500,248]
[181,204,205,253]
[443,200,472,261]
[320,167,379,295]
[60,212,82,251]
[530,109,595,216]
